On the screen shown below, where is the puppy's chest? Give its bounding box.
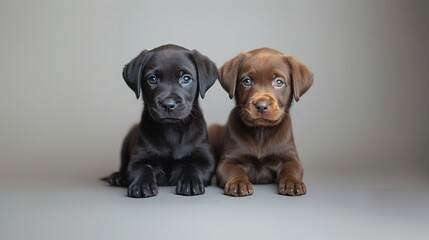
[234,132,291,183]
[238,130,290,159]
[155,129,195,159]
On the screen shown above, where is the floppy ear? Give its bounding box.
[219,53,246,99]
[191,50,219,98]
[284,55,314,102]
[122,50,152,99]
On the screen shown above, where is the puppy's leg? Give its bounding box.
[127,159,159,198]
[217,162,253,197]
[125,142,159,198]
[278,160,306,196]
[171,148,215,196]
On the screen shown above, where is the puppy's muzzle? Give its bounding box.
[242,93,284,126]
[151,95,190,122]
[158,97,182,113]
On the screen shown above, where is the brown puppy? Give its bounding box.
[209,48,313,197]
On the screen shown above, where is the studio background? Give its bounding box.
[1,1,428,239]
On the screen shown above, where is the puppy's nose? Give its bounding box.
[254,101,270,114]
[159,98,180,111]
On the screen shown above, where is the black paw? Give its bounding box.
[127,180,158,198]
[176,177,205,196]
[106,172,126,187]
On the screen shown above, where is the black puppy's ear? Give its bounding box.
[284,55,314,102]
[122,50,152,99]
[219,53,246,99]
[191,50,219,98]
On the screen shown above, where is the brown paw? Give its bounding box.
[224,178,253,197]
[278,178,307,196]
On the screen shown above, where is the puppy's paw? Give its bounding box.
[176,177,205,196]
[224,178,253,197]
[127,180,158,198]
[106,172,126,187]
[278,177,307,196]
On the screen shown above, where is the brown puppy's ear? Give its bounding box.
[122,50,153,99]
[219,53,246,99]
[284,55,314,102]
[191,50,219,98]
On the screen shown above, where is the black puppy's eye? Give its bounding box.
[274,78,285,88]
[147,75,158,85]
[180,74,193,85]
[242,77,253,87]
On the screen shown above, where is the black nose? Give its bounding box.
[255,101,270,114]
[159,98,181,111]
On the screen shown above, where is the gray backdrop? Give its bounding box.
[1,1,428,240]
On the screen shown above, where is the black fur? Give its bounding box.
[104,44,218,198]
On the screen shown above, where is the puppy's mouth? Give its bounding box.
[157,117,183,123]
[148,106,192,123]
[242,112,284,127]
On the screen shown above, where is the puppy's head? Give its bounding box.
[122,44,218,123]
[219,48,313,127]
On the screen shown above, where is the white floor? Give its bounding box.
[1,163,428,240]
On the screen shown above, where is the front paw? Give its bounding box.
[224,177,253,197]
[127,180,159,198]
[106,172,126,186]
[278,177,307,196]
[176,177,205,196]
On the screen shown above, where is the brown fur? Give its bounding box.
[209,48,313,196]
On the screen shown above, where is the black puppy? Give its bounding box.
[105,44,218,198]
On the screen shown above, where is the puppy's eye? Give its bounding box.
[147,75,158,85]
[242,77,253,87]
[180,74,193,85]
[274,78,285,88]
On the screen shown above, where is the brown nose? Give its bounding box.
[254,101,270,114]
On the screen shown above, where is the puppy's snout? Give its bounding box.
[159,98,181,111]
[254,101,270,114]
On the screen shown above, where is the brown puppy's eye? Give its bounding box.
[242,77,253,87]
[274,78,285,88]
